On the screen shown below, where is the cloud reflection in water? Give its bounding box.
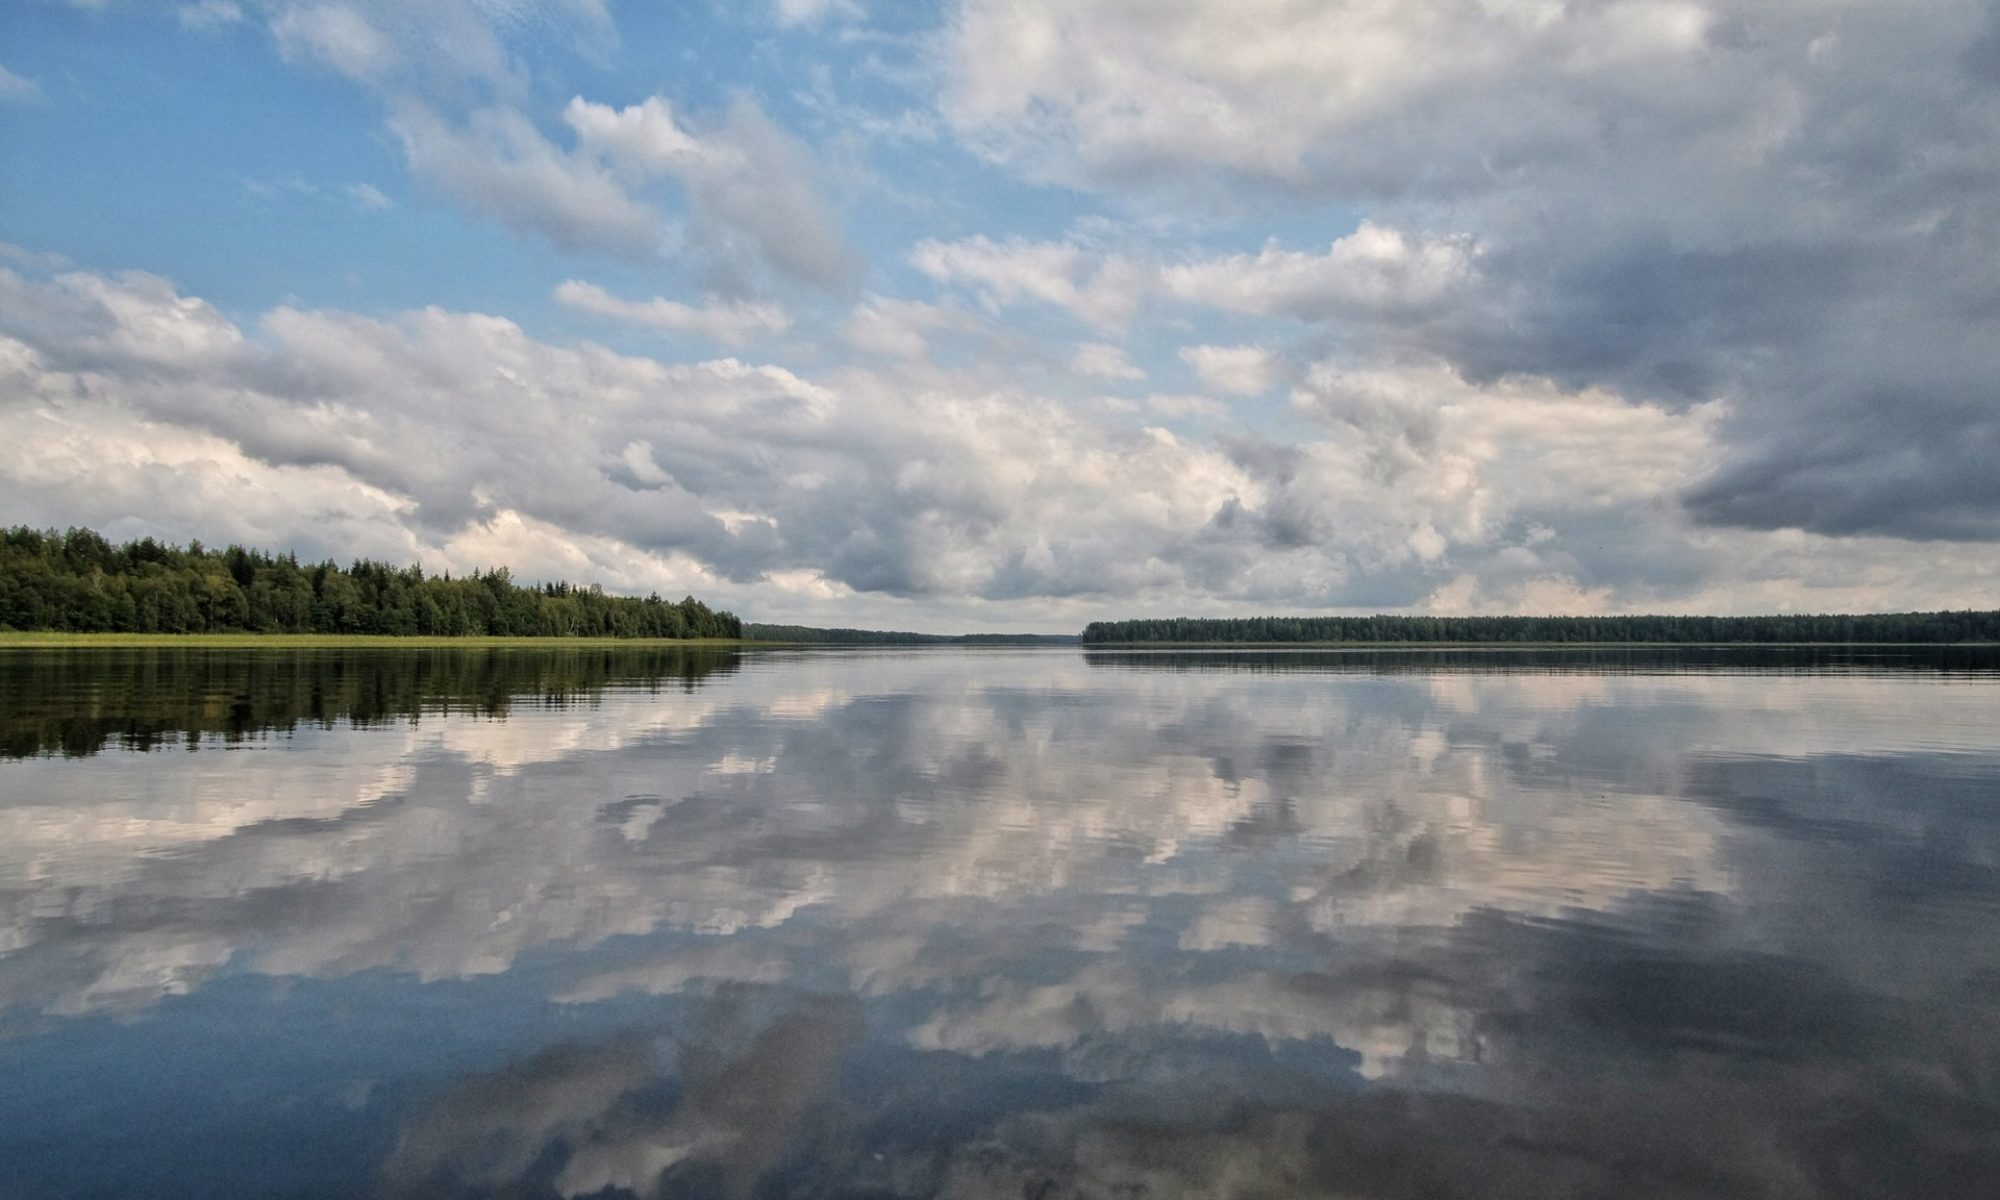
[0,646,1996,1197]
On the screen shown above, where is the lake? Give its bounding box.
[2,644,1998,1199]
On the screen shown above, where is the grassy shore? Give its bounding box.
[0,632,753,649]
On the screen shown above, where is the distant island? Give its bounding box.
[1,526,740,639]
[1081,613,2000,645]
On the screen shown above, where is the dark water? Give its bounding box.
[2,646,1998,1199]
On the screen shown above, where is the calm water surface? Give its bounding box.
[2,645,1998,1199]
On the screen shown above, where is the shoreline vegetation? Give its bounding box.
[1080,613,2000,645]
[0,632,750,648]
[4,633,1995,650]
[2,526,741,640]
[6,527,1995,648]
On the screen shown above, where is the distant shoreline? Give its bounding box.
[1081,610,2000,647]
[1080,640,2000,649]
[0,633,754,649]
[4,632,1995,651]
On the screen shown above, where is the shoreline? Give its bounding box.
[1080,641,2000,649]
[0,633,756,649]
[3,632,1995,650]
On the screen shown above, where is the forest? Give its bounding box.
[0,526,741,639]
[1081,611,2000,644]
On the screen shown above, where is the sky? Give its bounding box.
[2,0,1998,632]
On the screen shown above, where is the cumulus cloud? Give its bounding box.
[935,0,2000,544]
[1179,344,1276,395]
[0,267,244,370]
[908,222,1480,342]
[1070,341,1144,381]
[10,258,2000,624]
[839,295,966,360]
[223,2,844,286]
[376,90,850,283]
[1161,222,1478,322]
[270,3,400,81]
[0,264,1254,607]
[554,280,790,347]
[942,0,1759,193]
[388,101,661,258]
[565,94,853,289]
[910,235,1149,330]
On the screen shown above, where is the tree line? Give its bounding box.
[0,526,742,639]
[1080,611,2000,645]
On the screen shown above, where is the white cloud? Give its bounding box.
[1070,341,1144,381]
[909,235,1148,329]
[0,399,422,563]
[1162,223,1477,321]
[259,0,608,95]
[774,0,861,28]
[390,101,661,258]
[933,0,2000,545]
[906,223,1479,336]
[0,243,67,271]
[0,65,44,102]
[565,94,852,288]
[839,296,962,360]
[345,181,391,210]
[1142,393,1227,421]
[271,3,400,81]
[940,0,1738,192]
[0,265,1262,608]
[554,280,790,347]
[561,94,709,171]
[177,1,244,29]
[0,267,244,369]
[8,259,2000,626]
[1178,344,1275,395]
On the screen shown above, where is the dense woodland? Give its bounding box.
[1082,612,2000,644]
[0,527,741,639]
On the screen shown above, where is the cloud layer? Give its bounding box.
[5,1,2000,625]
[944,0,2000,546]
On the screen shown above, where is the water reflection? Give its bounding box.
[0,644,741,758]
[1,647,1997,1198]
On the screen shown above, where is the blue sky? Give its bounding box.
[4,1,1999,630]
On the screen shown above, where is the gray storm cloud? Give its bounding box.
[943,0,2000,545]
